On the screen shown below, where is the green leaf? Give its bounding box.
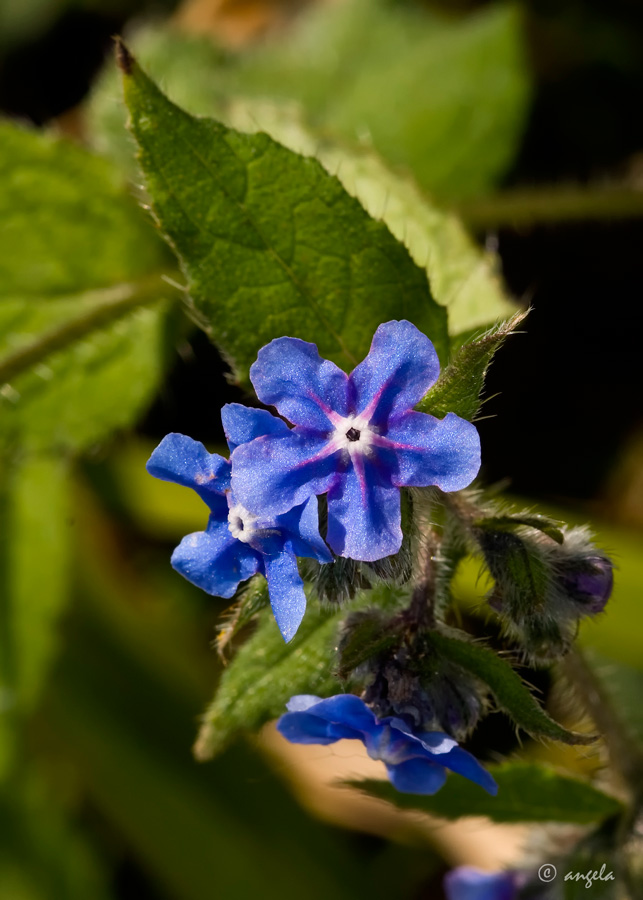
[215,575,270,658]
[224,101,518,341]
[429,632,595,745]
[565,651,643,787]
[91,29,517,341]
[474,513,565,545]
[417,310,527,419]
[119,44,449,383]
[0,120,175,453]
[195,604,344,760]
[0,121,164,296]
[229,0,531,201]
[196,583,403,759]
[350,762,622,823]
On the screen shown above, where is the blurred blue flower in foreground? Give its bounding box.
[444,867,518,900]
[277,694,497,795]
[232,320,481,562]
[146,404,331,642]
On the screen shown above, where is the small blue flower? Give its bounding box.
[146,404,332,642]
[444,867,518,900]
[276,694,497,795]
[231,320,480,562]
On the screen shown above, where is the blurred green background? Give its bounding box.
[1,0,643,897]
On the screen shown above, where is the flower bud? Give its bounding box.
[340,620,488,740]
[558,555,613,615]
[363,648,486,740]
[475,522,614,664]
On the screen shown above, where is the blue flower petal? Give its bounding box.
[396,727,459,756]
[302,694,380,734]
[276,497,332,563]
[381,411,481,491]
[386,757,448,794]
[444,867,518,900]
[277,694,496,800]
[147,433,230,510]
[171,517,260,598]
[286,695,323,712]
[263,551,308,643]
[439,746,498,795]
[221,402,290,453]
[349,320,440,427]
[276,711,361,745]
[231,431,339,517]
[250,337,350,430]
[326,458,401,561]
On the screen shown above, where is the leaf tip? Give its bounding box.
[192,723,215,762]
[113,36,134,76]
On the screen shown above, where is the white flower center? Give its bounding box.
[227,503,258,543]
[330,413,375,455]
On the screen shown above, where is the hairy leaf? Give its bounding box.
[351,762,621,823]
[119,44,449,383]
[429,632,595,745]
[195,604,344,760]
[475,513,565,545]
[224,101,518,342]
[216,575,270,658]
[196,584,403,759]
[92,28,517,341]
[417,310,527,419]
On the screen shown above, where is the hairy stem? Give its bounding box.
[406,528,439,630]
[561,648,643,797]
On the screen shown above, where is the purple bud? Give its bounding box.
[560,556,614,615]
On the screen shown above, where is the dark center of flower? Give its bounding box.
[346,427,361,442]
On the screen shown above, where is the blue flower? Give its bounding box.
[146,403,331,642]
[444,867,518,900]
[276,694,497,795]
[231,320,480,562]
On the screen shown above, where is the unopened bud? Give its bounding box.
[558,555,613,615]
[360,635,487,740]
[475,521,614,664]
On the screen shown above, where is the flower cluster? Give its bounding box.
[148,320,492,797]
[148,320,480,642]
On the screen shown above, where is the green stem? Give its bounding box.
[561,649,643,797]
[456,184,643,230]
[0,273,181,386]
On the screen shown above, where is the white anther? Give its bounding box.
[329,413,375,455]
[227,503,258,543]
